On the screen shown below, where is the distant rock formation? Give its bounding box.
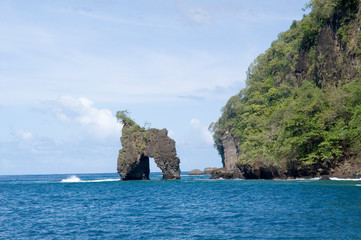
[204,167,217,174]
[188,168,219,175]
[188,169,205,175]
[117,114,180,180]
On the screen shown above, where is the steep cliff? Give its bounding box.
[116,112,180,180]
[211,0,361,179]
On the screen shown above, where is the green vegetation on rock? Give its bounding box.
[211,0,361,172]
[116,110,137,126]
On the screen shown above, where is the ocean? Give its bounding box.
[1,172,361,239]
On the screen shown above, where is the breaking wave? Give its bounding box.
[60,175,119,183]
[329,177,361,181]
[61,175,82,183]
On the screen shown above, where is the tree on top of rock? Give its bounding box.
[116,110,136,126]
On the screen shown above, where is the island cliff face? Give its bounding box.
[117,122,180,180]
[213,133,361,179]
[211,0,361,179]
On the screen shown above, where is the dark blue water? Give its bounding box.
[1,173,361,239]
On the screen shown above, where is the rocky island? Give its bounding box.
[116,111,180,180]
[210,0,361,179]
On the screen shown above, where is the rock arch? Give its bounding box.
[117,124,180,180]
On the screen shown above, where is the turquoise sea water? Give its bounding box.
[1,173,361,239]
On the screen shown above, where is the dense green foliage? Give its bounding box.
[211,0,361,167]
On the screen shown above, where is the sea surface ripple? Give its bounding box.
[1,173,361,239]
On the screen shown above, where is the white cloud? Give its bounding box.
[190,118,213,145]
[50,95,122,140]
[15,129,33,141]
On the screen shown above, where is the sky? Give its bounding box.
[0,0,310,175]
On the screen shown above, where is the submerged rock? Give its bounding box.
[117,120,180,180]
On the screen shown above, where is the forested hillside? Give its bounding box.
[211,0,361,178]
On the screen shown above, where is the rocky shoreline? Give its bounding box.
[210,133,361,180]
[210,156,361,180]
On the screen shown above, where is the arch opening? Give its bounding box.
[149,157,162,174]
[124,154,150,180]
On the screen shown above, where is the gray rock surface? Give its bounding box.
[117,124,180,180]
[221,132,239,171]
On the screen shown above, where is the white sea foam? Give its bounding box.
[329,177,361,181]
[83,178,119,183]
[60,175,119,183]
[275,177,321,181]
[278,177,361,181]
[61,175,82,183]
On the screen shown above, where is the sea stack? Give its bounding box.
[116,111,180,180]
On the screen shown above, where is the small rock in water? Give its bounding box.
[188,169,205,175]
[204,167,217,174]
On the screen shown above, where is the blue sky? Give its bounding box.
[0,0,309,175]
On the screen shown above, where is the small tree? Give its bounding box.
[116,110,136,126]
